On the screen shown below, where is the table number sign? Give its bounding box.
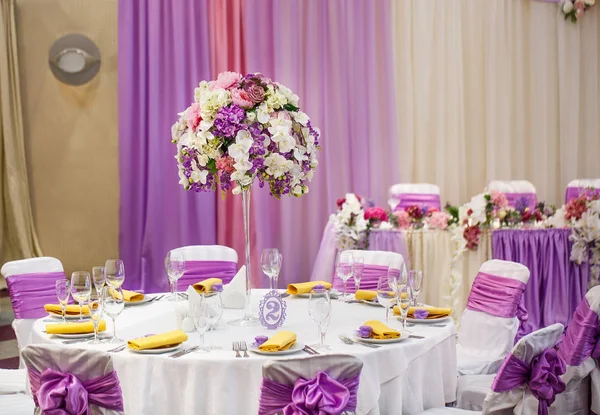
[259,291,287,329]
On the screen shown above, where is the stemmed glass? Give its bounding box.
[388,188,401,211]
[70,272,91,321]
[55,280,70,323]
[104,259,125,289]
[353,258,364,292]
[101,286,124,344]
[192,300,210,353]
[165,251,185,301]
[92,266,105,296]
[398,285,412,330]
[336,251,354,302]
[377,275,398,324]
[387,264,400,293]
[88,295,103,344]
[309,286,331,350]
[204,290,224,348]
[409,270,423,306]
[261,248,282,291]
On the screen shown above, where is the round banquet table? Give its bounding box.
[31,290,458,414]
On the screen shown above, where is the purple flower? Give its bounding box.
[515,196,531,213]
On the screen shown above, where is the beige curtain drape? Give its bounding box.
[393,0,600,206]
[0,0,42,266]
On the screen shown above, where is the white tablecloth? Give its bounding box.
[31,290,457,414]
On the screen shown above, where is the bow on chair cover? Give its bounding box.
[6,272,67,318]
[557,298,600,365]
[491,349,566,415]
[393,193,441,211]
[259,371,360,415]
[28,367,124,414]
[177,260,237,290]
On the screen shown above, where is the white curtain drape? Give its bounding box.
[393,0,600,206]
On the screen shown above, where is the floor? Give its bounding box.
[0,289,19,369]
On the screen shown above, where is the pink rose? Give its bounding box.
[216,156,235,174]
[186,103,202,131]
[336,198,346,210]
[244,81,265,104]
[394,210,411,229]
[428,211,450,230]
[211,71,242,90]
[231,88,253,108]
[491,190,508,210]
[364,207,388,222]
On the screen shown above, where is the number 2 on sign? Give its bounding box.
[265,299,281,322]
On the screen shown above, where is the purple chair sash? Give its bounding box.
[177,260,237,291]
[258,371,359,415]
[5,272,67,319]
[557,298,600,366]
[565,187,600,204]
[28,367,124,414]
[504,192,537,210]
[491,349,566,415]
[394,193,441,211]
[333,264,388,292]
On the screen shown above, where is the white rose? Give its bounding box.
[563,0,574,13]
[292,111,309,126]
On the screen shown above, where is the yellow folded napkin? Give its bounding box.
[46,320,106,335]
[393,305,452,319]
[258,331,297,352]
[127,330,188,351]
[111,288,144,302]
[364,320,400,339]
[287,281,332,295]
[44,304,90,316]
[193,278,223,293]
[355,290,377,301]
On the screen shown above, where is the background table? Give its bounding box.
[32,290,457,414]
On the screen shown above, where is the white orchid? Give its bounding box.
[264,153,294,178]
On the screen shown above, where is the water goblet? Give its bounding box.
[387,264,400,292]
[55,280,70,323]
[192,300,210,353]
[388,188,401,211]
[335,251,354,302]
[261,248,282,291]
[309,286,331,350]
[377,276,398,324]
[104,259,125,289]
[204,289,224,349]
[70,272,91,321]
[88,295,103,344]
[165,251,185,301]
[398,285,412,330]
[92,266,105,296]
[101,286,124,344]
[353,258,364,292]
[409,270,423,306]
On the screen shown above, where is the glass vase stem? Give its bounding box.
[242,188,252,320]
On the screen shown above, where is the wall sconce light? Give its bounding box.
[48,34,101,85]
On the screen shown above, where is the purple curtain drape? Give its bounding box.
[118,0,217,292]
[244,0,399,287]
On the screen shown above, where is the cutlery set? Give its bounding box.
[302,344,319,355]
[232,341,249,357]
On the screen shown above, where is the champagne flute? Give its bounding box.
[104,259,125,289]
[88,295,103,344]
[377,276,397,324]
[409,270,423,306]
[204,286,224,349]
[353,258,364,292]
[55,280,70,323]
[336,251,354,302]
[70,272,91,321]
[261,248,282,291]
[165,251,185,301]
[192,300,210,353]
[309,285,331,350]
[102,286,124,344]
[398,285,412,330]
[92,266,105,296]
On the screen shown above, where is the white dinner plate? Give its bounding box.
[124,296,153,306]
[248,341,306,356]
[47,313,90,321]
[352,331,409,344]
[404,316,452,325]
[52,332,96,339]
[127,344,182,354]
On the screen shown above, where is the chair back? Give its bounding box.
[170,245,238,291]
[388,183,441,211]
[458,260,530,374]
[564,178,600,204]
[258,354,363,415]
[486,180,537,210]
[333,250,404,292]
[21,344,124,414]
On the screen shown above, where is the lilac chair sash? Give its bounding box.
[333,264,388,292]
[394,193,441,211]
[491,349,566,415]
[258,371,359,415]
[504,192,537,210]
[557,298,600,366]
[5,272,67,319]
[28,367,124,414]
[565,187,600,204]
[177,260,237,291]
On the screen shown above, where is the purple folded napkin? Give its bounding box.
[255,335,268,346]
[414,309,429,320]
[358,326,373,338]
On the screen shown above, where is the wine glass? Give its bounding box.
[261,248,282,291]
[309,286,331,350]
[204,289,224,349]
[70,272,91,321]
[88,295,103,344]
[377,275,397,324]
[165,251,185,301]
[55,280,70,323]
[335,251,354,302]
[192,300,210,353]
[101,286,124,344]
[92,266,105,296]
[387,264,400,292]
[398,285,412,330]
[353,258,364,292]
[409,270,423,306]
[388,188,401,211]
[104,259,125,289]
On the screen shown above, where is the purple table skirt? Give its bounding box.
[492,228,589,335]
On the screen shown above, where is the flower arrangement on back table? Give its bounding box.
[560,0,595,23]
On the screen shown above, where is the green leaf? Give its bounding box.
[283,103,299,112]
[207,159,218,175]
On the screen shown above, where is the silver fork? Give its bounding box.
[240,341,249,358]
[233,341,241,358]
[338,335,381,348]
[108,344,127,353]
[170,346,199,358]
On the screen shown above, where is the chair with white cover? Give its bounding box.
[388,183,441,211]
[21,344,124,414]
[564,178,600,204]
[457,259,530,376]
[332,250,404,293]
[258,354,363,415]
[0,394,35,415]
[1,257,65,352]
[416,323,566,415]
[170,245,238,291]
[486,180,537,210]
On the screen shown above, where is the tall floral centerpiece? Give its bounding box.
[172,72,320,325]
